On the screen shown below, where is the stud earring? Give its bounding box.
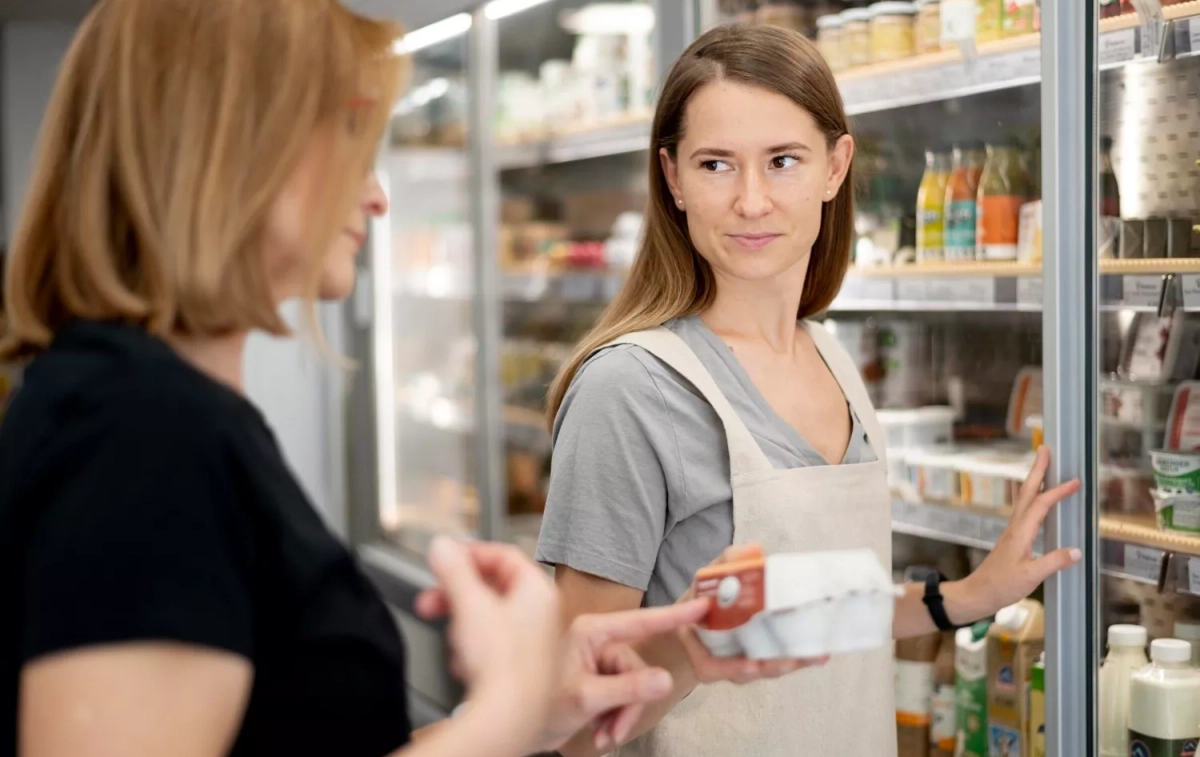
[825,189,833,196]
[677,199,685,208]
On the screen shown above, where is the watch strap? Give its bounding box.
[921,572,964,632]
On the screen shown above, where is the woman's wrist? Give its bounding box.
[940,577,996,628]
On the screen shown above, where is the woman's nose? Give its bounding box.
[364,172,389,217]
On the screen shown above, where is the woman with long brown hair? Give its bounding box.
[0,2,712,756]
[537,24,1081,757]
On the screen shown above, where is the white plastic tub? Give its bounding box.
[877,406,955,450]
[692,549,901,660]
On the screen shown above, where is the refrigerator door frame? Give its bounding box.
[1041,0,1099,754]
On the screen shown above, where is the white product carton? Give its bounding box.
[692,548,902,660]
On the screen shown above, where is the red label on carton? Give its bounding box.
[693,560,766,631]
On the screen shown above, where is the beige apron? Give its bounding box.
[607,321,897,757]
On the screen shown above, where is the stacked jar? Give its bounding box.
[841,7,873,68]
[868,2,918,63]
[914,0,942,54]
[816,14,848,72]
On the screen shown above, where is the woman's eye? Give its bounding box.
[771,155,800,169]
[700,159,730,172]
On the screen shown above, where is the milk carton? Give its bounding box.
[986,600,1045,757]
[956,621,991,757]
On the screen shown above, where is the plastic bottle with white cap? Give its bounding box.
[1098,624,1148,757]
[1128,638,1200,757]
[1173,621,1200,667]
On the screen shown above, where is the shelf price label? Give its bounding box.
[1017,277,1043,308]
[1188,557,1200,595]
[896,277,930,302]
[1124,545,1165,583]
[940,0,977,44]
[1181,274,1200,311]
[1099,28,1138,67]
[1123,275,1166,309]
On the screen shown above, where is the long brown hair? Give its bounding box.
[0,0,405,360]
[546,24,855,427]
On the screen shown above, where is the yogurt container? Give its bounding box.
[1150,449,1200,493]
[877,406,955,450]
[905,446,967,503]
[692,548,901,660]
[956,451,1033,509]
[1152,490,1200,534]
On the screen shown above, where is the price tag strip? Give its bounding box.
[1124,544,1166,585]
[1122,275,1167,310]
[1099,27,1140,68]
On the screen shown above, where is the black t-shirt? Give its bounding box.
[0,321,412,756]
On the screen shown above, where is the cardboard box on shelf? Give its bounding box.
[562,188,647,239]
[987,599,1044,757]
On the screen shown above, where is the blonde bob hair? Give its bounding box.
[0,0,405,360]
[546,25,855,426]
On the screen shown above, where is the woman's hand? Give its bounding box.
[536,600,712,753]
[417,542,714,755]
[675,545,829,687]
[419,538,562,757]
[953,446,1083,622]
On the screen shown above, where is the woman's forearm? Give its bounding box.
[558,632,698,757]
[892,579,994,640]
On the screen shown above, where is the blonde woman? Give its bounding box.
[0,2,709,756]
[537,24,1081,757]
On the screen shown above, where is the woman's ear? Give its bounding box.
[824,134,855,201]
[659,147,684,209]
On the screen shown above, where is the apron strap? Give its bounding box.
[603,328,773,477]
[802,321,889,464]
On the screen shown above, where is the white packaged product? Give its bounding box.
[955,451,1033,509]
[877,406,955,450]
[1006,366,1043,439]
[691,549,901,660]
[1121,312,1200,382]
[1128,639,1200,755]
[1165,381,1200,451]
[904,446,967,503]
[1101,379,1176,428]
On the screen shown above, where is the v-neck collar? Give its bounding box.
[685,316,860,466]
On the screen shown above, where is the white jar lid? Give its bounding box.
[817,13,845,28]
[1108,624,1148,648]
[1151,638,1193,663]
[869,1,919,15]
[841,8,873,22]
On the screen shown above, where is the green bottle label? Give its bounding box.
[1129,733,1200,757]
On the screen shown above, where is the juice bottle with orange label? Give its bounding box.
[943,142,987,261]
[977,141,1029,261]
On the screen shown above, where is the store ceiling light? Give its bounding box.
[559,3,655,35]
[485,0,554,20]
[394,13,472,55]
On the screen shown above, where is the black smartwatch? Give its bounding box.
[921,572,966,632]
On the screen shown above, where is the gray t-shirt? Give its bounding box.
[536,316,876,609]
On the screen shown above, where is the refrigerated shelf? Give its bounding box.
[398,269,624,304]
[894,497,1200,597]
[832,259,1200,313]
[487,11,1200,169]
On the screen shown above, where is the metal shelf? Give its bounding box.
[398,270,624,304]
[893,497,1200,596]
[831,260,1200,313]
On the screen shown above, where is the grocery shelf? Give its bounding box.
[495,112,653,170]
[398,269,625,304]
[832,259,1200,313]
[893,497,1200,596]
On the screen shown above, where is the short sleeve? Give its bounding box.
[536,347,682,592]
[19,399,255,664]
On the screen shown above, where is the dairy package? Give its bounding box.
[987,600,1045,757]
[897,568,943,757]
[930,631,957,757]
[691,547,901,660]
[1129,639,1200,757]
[1166,381,1200,450]
[955,621,991,757]
[956,452,1033,509]
[1098,624,1149,757]
[1028,653,1045,757]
